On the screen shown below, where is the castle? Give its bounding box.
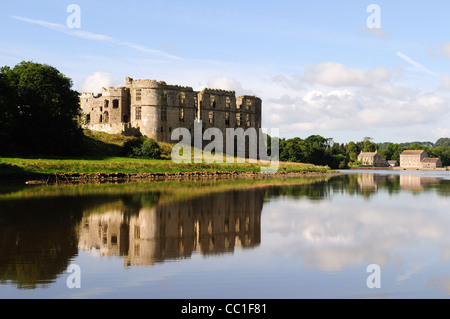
[80,77,262,145]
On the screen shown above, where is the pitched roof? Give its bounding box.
[401,150,426,155]
[421,157,441,163]
[358,150,378,157]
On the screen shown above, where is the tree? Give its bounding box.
[379,143,403,162]
[0,61,82,155]
[435,138,450,147]
[360,137,377,152]
[0,72,18,152]
[346,141,359,162]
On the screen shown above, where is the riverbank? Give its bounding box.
[0,157,339,184]
[350,166,449,171]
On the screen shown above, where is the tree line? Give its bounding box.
[275,136,450,169]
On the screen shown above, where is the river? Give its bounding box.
[1,170,450,299]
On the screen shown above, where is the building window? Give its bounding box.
[113,99,119,109]
[225,112,230,126]
[179,107,184,122]
[246,99,252,110]
[236,112,241,126]
[161,92,168,104]
[134,226,140,239]
[237,103,241,109]
[210,96,216,108]
[209,111,214,125]
[161,107,167,121]
[123,115,129,123]
[135,89,142,101]
[226,96,231,108]
[179,92,185,106]
[111,235,117,245]
[103,111,109,123]
[86,114,90,124]
[104,100,109,108]
[134,244,140,257]
[135,106,142,120]
[246,114,251,126]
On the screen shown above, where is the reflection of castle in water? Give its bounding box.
[354,173,440,193]
[399,175,440,192]
[78,189,264,266]
[357,173,380,191]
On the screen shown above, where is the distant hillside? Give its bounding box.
[378,141,435,149]
[398,141,434,148]
[435,138,450,147]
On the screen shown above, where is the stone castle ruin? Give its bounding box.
[80,77,262,146]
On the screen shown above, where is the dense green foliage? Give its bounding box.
[122,137,161,159]
[0,61,82,155]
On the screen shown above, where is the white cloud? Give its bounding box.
[429,42,450,58]
[265,60,450,140]
[433,127,450,139]
[78,71,122,93]
[396,52,436,76]
[304,62,390,87]
[10,15,182,61]
[442,74,450,89]
[274,62,390,89]
[264,85,448,135]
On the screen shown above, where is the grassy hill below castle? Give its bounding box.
[0,130,334,182]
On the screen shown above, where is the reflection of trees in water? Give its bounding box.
[330,173,448,198]
[0,197,83,289]
[263,173,450,201]
[0,193,161,290]
[265,181,332,201]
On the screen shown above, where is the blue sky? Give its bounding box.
[2,0,450,143]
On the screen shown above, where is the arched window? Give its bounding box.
[103,111,109,123]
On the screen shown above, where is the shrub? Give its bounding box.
[122,137,160,159]
[140,138,161,159]
[122,137,144,157]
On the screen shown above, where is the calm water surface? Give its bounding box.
[1,170,450,299]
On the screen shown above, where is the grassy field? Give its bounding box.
[0,157,331,175]
[0,130,333,178]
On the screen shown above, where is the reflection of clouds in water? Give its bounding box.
[428,277,450,295]
[396,264,427,282]
[262,196,450,272]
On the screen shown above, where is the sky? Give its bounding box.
[1,0,450,144]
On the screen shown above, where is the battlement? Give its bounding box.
[238,95,261,99]
[200,88,236,95]
[126,77,193,91]
[101,86,129,97]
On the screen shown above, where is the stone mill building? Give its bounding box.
[80,77,262,145]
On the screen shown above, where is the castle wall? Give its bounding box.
[80,77,262,149]
[80,87,130,134]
